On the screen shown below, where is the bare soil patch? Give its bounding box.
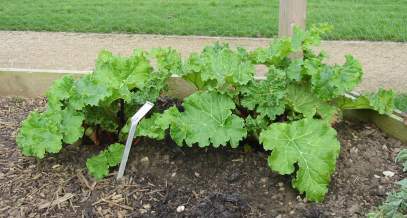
[0,97,405,217]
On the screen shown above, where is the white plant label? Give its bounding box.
[117,101,154,179]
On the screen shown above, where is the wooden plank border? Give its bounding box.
[0,68,87,97]
[0,68,197,99]
[1,68,406,143]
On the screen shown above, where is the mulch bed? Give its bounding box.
[0,97,405,218]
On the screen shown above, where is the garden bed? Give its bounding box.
[0,96,405,217]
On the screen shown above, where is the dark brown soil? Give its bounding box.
[0,97,405,218]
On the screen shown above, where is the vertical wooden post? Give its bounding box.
[278,0,307,37]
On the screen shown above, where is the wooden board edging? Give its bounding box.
[343,109,407,143]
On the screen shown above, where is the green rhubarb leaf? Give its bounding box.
[240,67,286,119]
[395,94,407,112]
[295,24,332,52]
[368,88,395,115]
[119,106,179,141]
[95,50,151,90]
[46,75,75,110]
[86,153,109,180]
[105,143,125,167]
[183,43,254,92]
[259,119,340,202]
[69,74,112,110]
[310,55,363,100]
[200,44,254,86]
[286,59,303,81]
[291,26,307,51]
[286,84,337,120]
[303,54,325,77]
[137,107,179,140]
[170,91,247,148]
[250,38,292,66]
[92,50,153,104]
[86,143,124,180]
[181,53,209,90]
[60,107,84,144]
[16,111,63,159]
[151,48,182,75]
[396,149,407,172]
[129,70,171,106]
[336,88,395,115]
[137,114,166,139]
[317,103,338,122]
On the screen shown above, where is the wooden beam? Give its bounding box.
[278,0,307,37]
[343,109,407,144]
[0,68,86,97]
[0,68,196,99]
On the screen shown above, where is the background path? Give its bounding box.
[1,31,406,92]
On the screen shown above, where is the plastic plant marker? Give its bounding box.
[117,101,154,179]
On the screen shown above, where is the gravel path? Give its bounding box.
[1,31,406,92]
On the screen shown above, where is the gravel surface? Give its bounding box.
[1,31,406,92]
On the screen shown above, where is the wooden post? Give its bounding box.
[278,0,307,37]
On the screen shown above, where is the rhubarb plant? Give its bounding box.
[16,26,396,202]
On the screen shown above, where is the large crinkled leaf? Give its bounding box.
[136,114,166,139]
[126,49,174,108]
[240,67,286,119]
[119,106,179,141]
[137,107,179,140]
[310,55,363,100]
[86,152,109,180]
[95,50,151,90]
[303,53,325,76]
[129,70,171,106]
[291,26,307,52]
[104,143,125,167]
[60,107,85,144]
[367,88,395,114]
[292,24,332,52]
[86,143,124,180]
[286,59,303,81]
[259,119,340,202]
[250,25,329,67]
[183,43,254,92]
[181,53,207,90]
[151,48,183,75]
[16,111,63,159]
[250,39,292,67]
[286,84,337,120]
[120,106,179,140]
[170,91,247,148]
[336,88,395,115]
[199,44,254,86]
[46,76,75,110]
[93,50,152,104]
[69,74,112,110]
